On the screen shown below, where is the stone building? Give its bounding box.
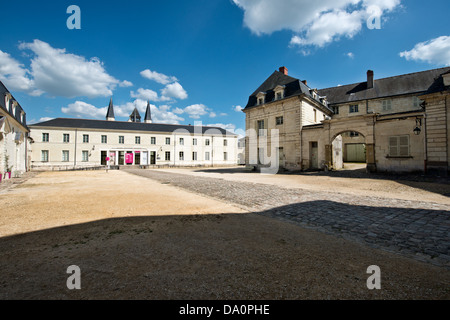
[243,66,450,173]
[0,81,30,179]
[29,100,238,170]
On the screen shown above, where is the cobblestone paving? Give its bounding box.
[125,169,450,268]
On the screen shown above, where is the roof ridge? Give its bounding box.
[319,67,450,91]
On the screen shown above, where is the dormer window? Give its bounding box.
[310,89,318,100]
[256,92,266,105]
[274,85,285,101]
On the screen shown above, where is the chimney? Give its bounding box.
[302,80,307,86]
[279,66,288,75]
[367,70,374,89]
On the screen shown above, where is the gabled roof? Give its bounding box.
[29,118,237,136]
[0,80,28,130]
[244,70,331,112]
[318,67,450,105]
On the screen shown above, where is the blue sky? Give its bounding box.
[1,0,449,135]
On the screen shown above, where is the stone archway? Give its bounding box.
[324,115,377,172]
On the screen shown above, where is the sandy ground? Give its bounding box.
[0,169,449,300]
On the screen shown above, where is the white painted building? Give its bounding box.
[29,100,238,170]
[0,81,30,179]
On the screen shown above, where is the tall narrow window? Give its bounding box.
[165,151,171,161]
[313,109,317,122]
[151,137,156,145]
[135,136,141,145]
[179,151,184,161]
[224,152,228,161]
[62,150,69,162]
[166,137,171,145]
[82,151,89,162]
[205,152,210,161]
[83,135,89,143]
[192,152,198,161]
[276,116,284,125]
[193,138,198,146]
[205,139,210,146]
[42,133,49,142]
[257,120,265,136]
[63,134,70,143]
[41,150,49,162]
[101,135,107,144]
[179,138,184,145]
[223,139,228,147]
[119,136,124,144]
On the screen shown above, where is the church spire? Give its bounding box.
[106,98,115,121]
[144,101,153,124]
[129,107,141,123]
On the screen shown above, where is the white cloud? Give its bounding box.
[182,104,209,119]
[0,50,39,95]
[399,36,450,66]
[140,69,178,85]
[161,82,188,100]
[39,117,54,122]
[119,80,133,87]
[18,39,121,98]
[233,105,243,112]
[347,52,355,59]
[130,88,160,101]
[234,0,401,48]
[209,112,217,118]
[62,101,107,119]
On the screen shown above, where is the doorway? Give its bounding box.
[310,142,318,169]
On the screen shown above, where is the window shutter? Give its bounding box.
[399,136,409,156]
[389,137,398,156]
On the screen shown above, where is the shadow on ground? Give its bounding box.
[1,201,448,300]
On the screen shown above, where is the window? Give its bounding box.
[179,152,184,161]
[224,152,228,161]
[382,100,392,111]
[276,116,284,125]
[41,150,49,162]
[179,138,184,145]
[205,152,210,161]
[192,152,198,161]
[166,137,171,145]
[101,135,107,144]
[276,92,282,100]
[333,106,339,115]
[151,137,156,145]
[63,134,70,143]
[205,139,210,146]
[350,131,360,137]
[313,109,317,122]
[389,135,410,157]
[165,151,171,161]
[119,136,124,144]
[193,138,198,146]
[413,97,422,108]
[257,120,265,136]
[349,105,359,113]
[83,135,89,143]
[135,136,141,145]
[62,150,69,162]
[82,151,89,162]
[224,139,228,147]
[258,98,264,105]
[42,133,49,142]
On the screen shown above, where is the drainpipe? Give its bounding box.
[423,113,427,173]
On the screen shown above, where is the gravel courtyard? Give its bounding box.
[0,167,449,299]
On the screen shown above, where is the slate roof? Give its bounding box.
[0,80,28,130]
[129,107,141,122]
[318,67,450,105]
[244,70,331,111]
[29,118,236,136]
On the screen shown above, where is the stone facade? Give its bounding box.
[244,67,450,173]
[0,82,30,179]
